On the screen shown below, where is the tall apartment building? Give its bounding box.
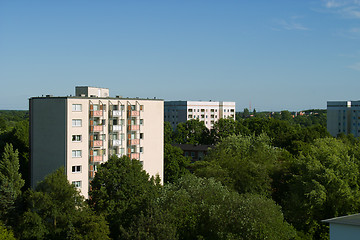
[164,101,236,129]
[327,100,360,137]
[30,86,163,198]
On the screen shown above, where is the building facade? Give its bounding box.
[327,100,360,137]
[30,86,164,198]
[164,101,236,129]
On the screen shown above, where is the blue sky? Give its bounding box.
[1,0,360,111]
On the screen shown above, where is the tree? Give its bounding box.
[89,155,160,240]
[210,118,237,143]
[279,138,360,239]
[173,120,210,144]
[164,143,190,183]
[0,143,24,224]
[193,134,289,196]
[159,175,296,240]
[0,221,15,240]
[18,168,109,240]
[243,108,250,118]
[164,121,174,144]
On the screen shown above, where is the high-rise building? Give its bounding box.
[30,86,164,198]
[327,100,360,137]
[164,101,236,129]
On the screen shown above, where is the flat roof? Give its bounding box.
[29,96,163,101]
[323,213,360,226]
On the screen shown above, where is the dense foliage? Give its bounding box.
[4,109,360,239]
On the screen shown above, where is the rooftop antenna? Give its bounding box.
[249,101,252,112]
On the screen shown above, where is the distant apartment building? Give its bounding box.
[30,86,164,198]
[327,100,360,137]
[164,101,236,129]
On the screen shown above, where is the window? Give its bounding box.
[140,105,144,111]
[72,135,81,142]
[140,133,144,139]
[72,181,81,188]
[140,147,143,153]
[72,104,82,112]
[131,105,136,110]
[131,146,136,153]
[140,119,144,125]
[72,119,82,127]
[188,109,192,112]
[72,150,82,158]
[72,165,81,173]
[188,115,192,118]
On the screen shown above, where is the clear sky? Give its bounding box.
[1,0,360,111]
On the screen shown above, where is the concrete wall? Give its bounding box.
[30,98,67,188]
[330,223,360,240]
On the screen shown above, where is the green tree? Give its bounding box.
[164,121,174,144]
[18,168,109,240]
[193,134,289,196]
[173,119,210,144]
[0,221,15,240]
[280,138,360,239]
[159,175,296,240]
[0,144,24,224]
[164,143,190,183]
[243,108,250,118]
[210,118,238,143]
[89,155,160,240]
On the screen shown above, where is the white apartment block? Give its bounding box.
[327,100,360,137]
[164,101,236,129]
[30,86,164,198]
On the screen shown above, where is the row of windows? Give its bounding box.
[72,104,145,112]
[188,115,218,119]
[72,118,144,127]
[188,109,218,113]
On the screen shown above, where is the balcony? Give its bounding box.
[128,125,140,131]
[112,110,122,117]
[89,171,95,178]
[91,140,103,147]
[91,111,103,117]
[112,140,122,146]
[111,125,122,132]
[130,153,140,160]
[129,111,140,116]
[91,125,103,132]
[129,139,140,145]
[90,155,103,162]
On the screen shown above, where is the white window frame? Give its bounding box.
[72,181,82,188]
[72,165,82,173]
[72,119,82,127]
[72,150,82,158]
[72,135,82,142]
[72,104,82,112]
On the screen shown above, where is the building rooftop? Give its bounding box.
[323,213,360,227]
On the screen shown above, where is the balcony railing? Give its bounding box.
[130,153,140,160]
[91,125,103,132]
[130,111,140,116]
[128,125,140,131]
[91,140,103,147]
[129,139,139,145]
[91,110,103,117]
[112,140,122,146]
[112,110,122,116]
[90,155,103,162]
[111,125,122,132]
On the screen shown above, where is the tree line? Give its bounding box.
[1,109,359,239]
